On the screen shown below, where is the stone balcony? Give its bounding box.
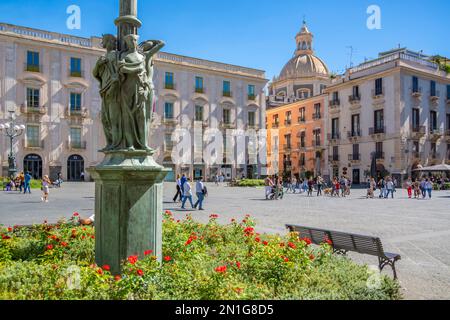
[66,141,87,151]
[411,126,426,139]
[20,104,47,115]
[347,130,362,141]
[348,153,361,163]
[22,139,45,150]
[65,108,88,119]
[327,133,341,145]
[348,95,361,109]
[411,87,422,99]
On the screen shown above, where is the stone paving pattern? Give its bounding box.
[1,182,449,300]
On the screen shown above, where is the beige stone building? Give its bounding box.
[0,23,267,181]
[324,48,450,184]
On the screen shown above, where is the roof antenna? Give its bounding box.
[346,46,355,68]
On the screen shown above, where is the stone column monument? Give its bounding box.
[88,0,168,274]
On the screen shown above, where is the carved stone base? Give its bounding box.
[88,151,169,274]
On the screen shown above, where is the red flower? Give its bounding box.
[309,254,315,261]
[215,265,227,273]
[164,256,172,262]
[325,239,333,246]
[283,256,289,262]
[102,265,111,271]
[73,212,79,217]
[97,268,103,275]
[60,242,68,248]
[288,242,297,249]
[165,210,173,216]
[7,227,13,232]
[244,227,254,235]
[46,244,54,250]
[91,235,95,239]
[302,237,312,246]
[1,235,11,240]
[114,275,122,281]
[185,238,193,246]
[144,250,153,256]
[236,261,241,269]
[82,236,86,240]
[128,255,138,265]
[255,237,261,243]
[136,269,144,276]
[210,214,219,219]
[263,241,269,246]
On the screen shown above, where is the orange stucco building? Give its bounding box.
[266,95,327,178]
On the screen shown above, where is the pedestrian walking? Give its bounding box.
[41,175,51,203]
[413,179,420,199]
[173,175,182,202]
[194,177,206,210]
[307,178,314,197]
[385,177,395,199]
[24,171,32,194]
[405,177,413,199]
[264,176,274,200]
[420,178,427,198]
[425,179,433,199]
[316,176,323,196]
[181,177,195,209]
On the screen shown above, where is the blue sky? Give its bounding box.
[0,0,449,80]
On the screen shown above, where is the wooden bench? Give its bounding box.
[286,224,401,279]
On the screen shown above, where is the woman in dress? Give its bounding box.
[41,175,51,203]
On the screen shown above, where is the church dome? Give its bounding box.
[278,54,329,80]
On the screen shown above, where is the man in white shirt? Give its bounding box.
[194,177,206,210]
[181,177,195,209]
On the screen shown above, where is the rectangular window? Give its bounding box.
[300,132,306,148]
[314,129,321,145]
[285,134,291,148]
[430,80,436,97]
[70,127,82,148]
[446,114,450,131]
[248,112,255,126]
[164,134,173,150]
[299,107,306,122]
[376,142,383,156]
[70,57,82,77]
[195,105,203,121]
[164,102,174,119]
[26,125,39,147]
[374,110,384,132]
[412,108,420,130]
[447,144,450,160]
[70,93,82,111]
[447,85,450,100]
[430,111,437,131]
[26,51,39,71]
[412,76,419,93]
[223,81,231,96]
[314,103,321,119]
[332,91,339,101]
[351,114,360,136]
[300,153,305,166]
[248,85,255,100]
[331,118,339,138]
[223,109,231,124]
[375,78,383,95]
[333,146,339,157]
[195,77,203,92]
[165,72,174,89]
[352,85,360,98]
[26,88,40,108]
[353,144,360,156]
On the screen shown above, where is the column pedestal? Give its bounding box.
[88,150,169,274]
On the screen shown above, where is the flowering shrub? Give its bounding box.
[0,212,401,300]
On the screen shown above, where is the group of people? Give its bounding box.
[366,176,397,199]
[173,174,208,210]
[264,175,333,199]
[3,172,54,203]
[4,171,32,193]
[405,177,435,199]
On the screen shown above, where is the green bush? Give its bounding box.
[236,179,265,187]
[0,213,401,300]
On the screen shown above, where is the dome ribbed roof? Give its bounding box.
[278,54,329,80]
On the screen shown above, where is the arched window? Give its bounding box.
[67,155,84,181]
[23,154,42,179]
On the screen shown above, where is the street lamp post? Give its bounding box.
[0,110,25,178]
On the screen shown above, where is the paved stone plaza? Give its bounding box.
[0,182,449,300]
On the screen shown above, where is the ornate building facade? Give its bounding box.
[324,48,450,184]
[0,23,268,181]
[266,22,330,178]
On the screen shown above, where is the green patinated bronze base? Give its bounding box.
[88,150,169,274]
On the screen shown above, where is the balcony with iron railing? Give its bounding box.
[312,113,321,120]
[328,133,341,141]
[297,142,306,150]
[66,140,87,150]
[69,69,84,78]
[164,83,176,90]
[348,154,361,162]
[284,119,292,126]
[329,155,340,162]
[23,139,45,149]
[329,99,340,107]
[372,88,385,99]
[298,117,306,124]
[348,94,361,104]
[347,129,362,139]
[24,63,42,73]
[66,107,88,118]
[411,126,426,137]
[411,87,422,98]
[271,121,279,128]
[369,126,386,135]
[312,139,322,148]
[283,144,292,152]
[20,104,47,115]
